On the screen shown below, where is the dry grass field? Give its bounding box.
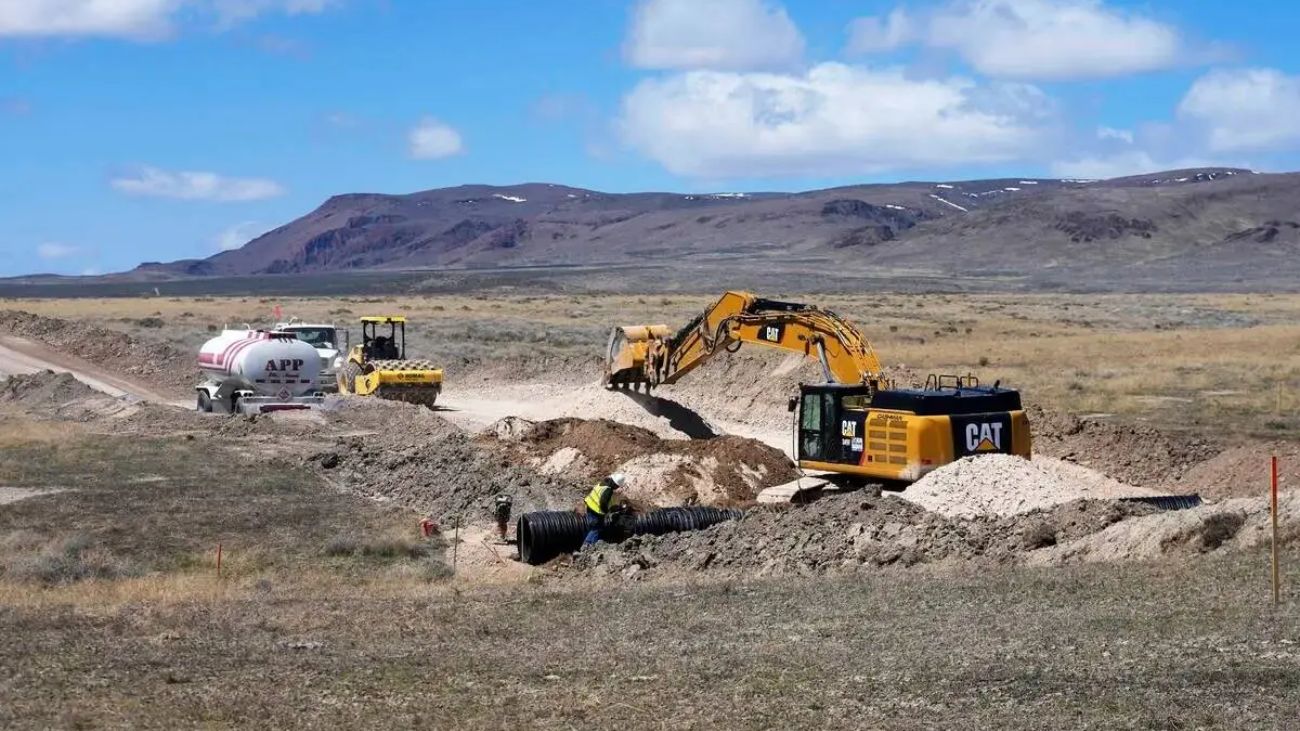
[7,291,1300,439]
[0,417,1297,730]
[3,291,1300,729]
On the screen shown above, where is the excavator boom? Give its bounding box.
[605,291,883,389]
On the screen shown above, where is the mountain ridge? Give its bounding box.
[106,167,1300,290]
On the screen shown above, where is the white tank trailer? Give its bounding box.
[195,330,325,414]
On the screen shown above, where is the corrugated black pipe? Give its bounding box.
[516,510,587,565]
[633,506,744,536]
[517,506,745,565]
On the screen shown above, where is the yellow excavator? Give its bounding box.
[606,291,1031,482]
[337,316,443,408]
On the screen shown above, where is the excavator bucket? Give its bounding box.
[605,324,669,389]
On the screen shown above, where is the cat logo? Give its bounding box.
[841,420,856,437]
[965,422,1003,452]
[758,323,784,343]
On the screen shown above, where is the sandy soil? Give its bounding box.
[0,336,186,406]
[441,381,790,453]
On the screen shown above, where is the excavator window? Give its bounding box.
[842,394,871,411]
[799,391,838,461]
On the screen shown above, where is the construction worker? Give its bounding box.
[583,472,626,546]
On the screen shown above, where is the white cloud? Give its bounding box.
[36,242,81,260]
[619,63,1052,178]
[1049,151,1225,179]
[1096,126,1135,144]
[0,0,180,39]
[407,118,464,160]
[209,0,337,29]
[0,0,338,40]
[846,9,914,54]
[1178,68,1300,153]
[624,0,804,71]
[212,221,266,251]
[850,0,1184,80]
[110,166,286,201]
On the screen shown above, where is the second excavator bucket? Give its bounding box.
[605,324,669,388]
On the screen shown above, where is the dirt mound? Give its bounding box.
[1031,490,1300,565]
[531,384,722,439]
[1028,406,1217,486]
[0,371,135,421]
[574,492,1156,578]
[1175,442,1300,500]
[902,454,1160,519]
[0,310,193,395]
[307,412,584,524]
[483,417,798,506]
[650,350,920,437]
[0,370,98,405]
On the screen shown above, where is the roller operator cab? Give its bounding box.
[793,379,1032,483]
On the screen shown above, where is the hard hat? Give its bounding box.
[608,472,627,488]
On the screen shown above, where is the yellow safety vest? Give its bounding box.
[584,484,615,515]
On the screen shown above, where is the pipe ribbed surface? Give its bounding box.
[516,510,587,565]
[517,506,745,565]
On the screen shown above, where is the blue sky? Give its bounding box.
[1,0,1299,276]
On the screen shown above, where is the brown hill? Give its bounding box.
[121,168,1300,290]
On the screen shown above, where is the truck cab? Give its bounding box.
[275,319,345,391]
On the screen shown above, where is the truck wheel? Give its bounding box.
[197,391,212,413]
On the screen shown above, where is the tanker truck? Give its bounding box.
[195,329,326,414]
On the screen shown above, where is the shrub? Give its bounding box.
[1199,513,1245,551]
[2,535,140,585]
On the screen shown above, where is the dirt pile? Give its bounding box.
[518,384,723,440]
[652,350,918,438]
[0,371,135,420]
[1031,490,1300,565]
[1175,442,1300,500]
[0,371,98,405]
[307,411,584,523]
[903,454,1160,519]
[483,417,798,506]
[1028,406,1217,486]
[0,310,193,394]
[574,492,1155,578]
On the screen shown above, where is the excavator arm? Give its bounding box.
[605,291,883,389]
